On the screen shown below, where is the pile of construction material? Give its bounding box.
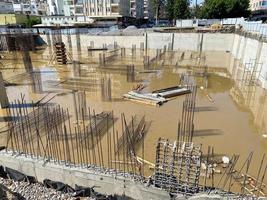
[123,86,190,106]
[0,178,93,200]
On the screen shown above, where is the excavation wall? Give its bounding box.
[40,32,267,89]
[0,150,169,200]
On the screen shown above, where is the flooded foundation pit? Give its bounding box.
[0,45,266,195]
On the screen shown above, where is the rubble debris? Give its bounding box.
[0,177,84,200]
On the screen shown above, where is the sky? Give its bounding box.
[194,0,204,5]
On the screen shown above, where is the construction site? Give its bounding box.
[0,26,266,199]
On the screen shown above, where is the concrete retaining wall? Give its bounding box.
[230,34,267,88]
[40,33,234,52]
[40,32,267,88]
[0,150,170,200]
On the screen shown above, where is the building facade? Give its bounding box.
[47,0,64,15]
[78,0,130,18]
[13,0,47,15]
[0,1,14,14]
[130,0,143,19]
[250,0,267,20]
[143,0,153,20]
[251,0,267,11]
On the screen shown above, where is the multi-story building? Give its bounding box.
[143,0,153,20]
[42,0,153,25]
[13,0,47,15]
[42,0,131,25]
[47,0,64,15]
[250,0,267,20]
[130,0,143,19]
[0,1,14,14]
[251,0,267,11]
[79,0,130,19]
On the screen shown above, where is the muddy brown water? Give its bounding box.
[0,49,266,194]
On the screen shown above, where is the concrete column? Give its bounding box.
[0,72,9,108]
[171,33,174,51]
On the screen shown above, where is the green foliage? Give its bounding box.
[166,0,175,20]
[173,0,190,19]
[26,17,41,28]
[200,0,250,19]
[152,0,166,20]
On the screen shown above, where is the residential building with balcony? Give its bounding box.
[47,0,64,15]
[81,0,130,19]
[250,0,267,20]
[130,0,143,19]
[143,0,153,20]
[13,0,47,15]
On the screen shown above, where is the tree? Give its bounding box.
[201,0,227,19]
[173,0,190,19]
[225,0,250,18]
[152,0,166,22]
[166,0,175,21]
[200,0,250,19]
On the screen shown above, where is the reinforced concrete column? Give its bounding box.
[171,33,174,51]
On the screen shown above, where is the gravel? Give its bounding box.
[0,178,94,200]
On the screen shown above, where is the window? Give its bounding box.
[263,1,267,6]
[76,7,83,13]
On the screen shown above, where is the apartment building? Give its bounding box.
[42,0,130,25]
[47,0,64,15]
[13,0,47,15]
[250,0,267,20]
[78,0,130,18]
[143,0,153,20]
[0,1,14,14]
[130,0,143,19]
[251,0,267,11]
